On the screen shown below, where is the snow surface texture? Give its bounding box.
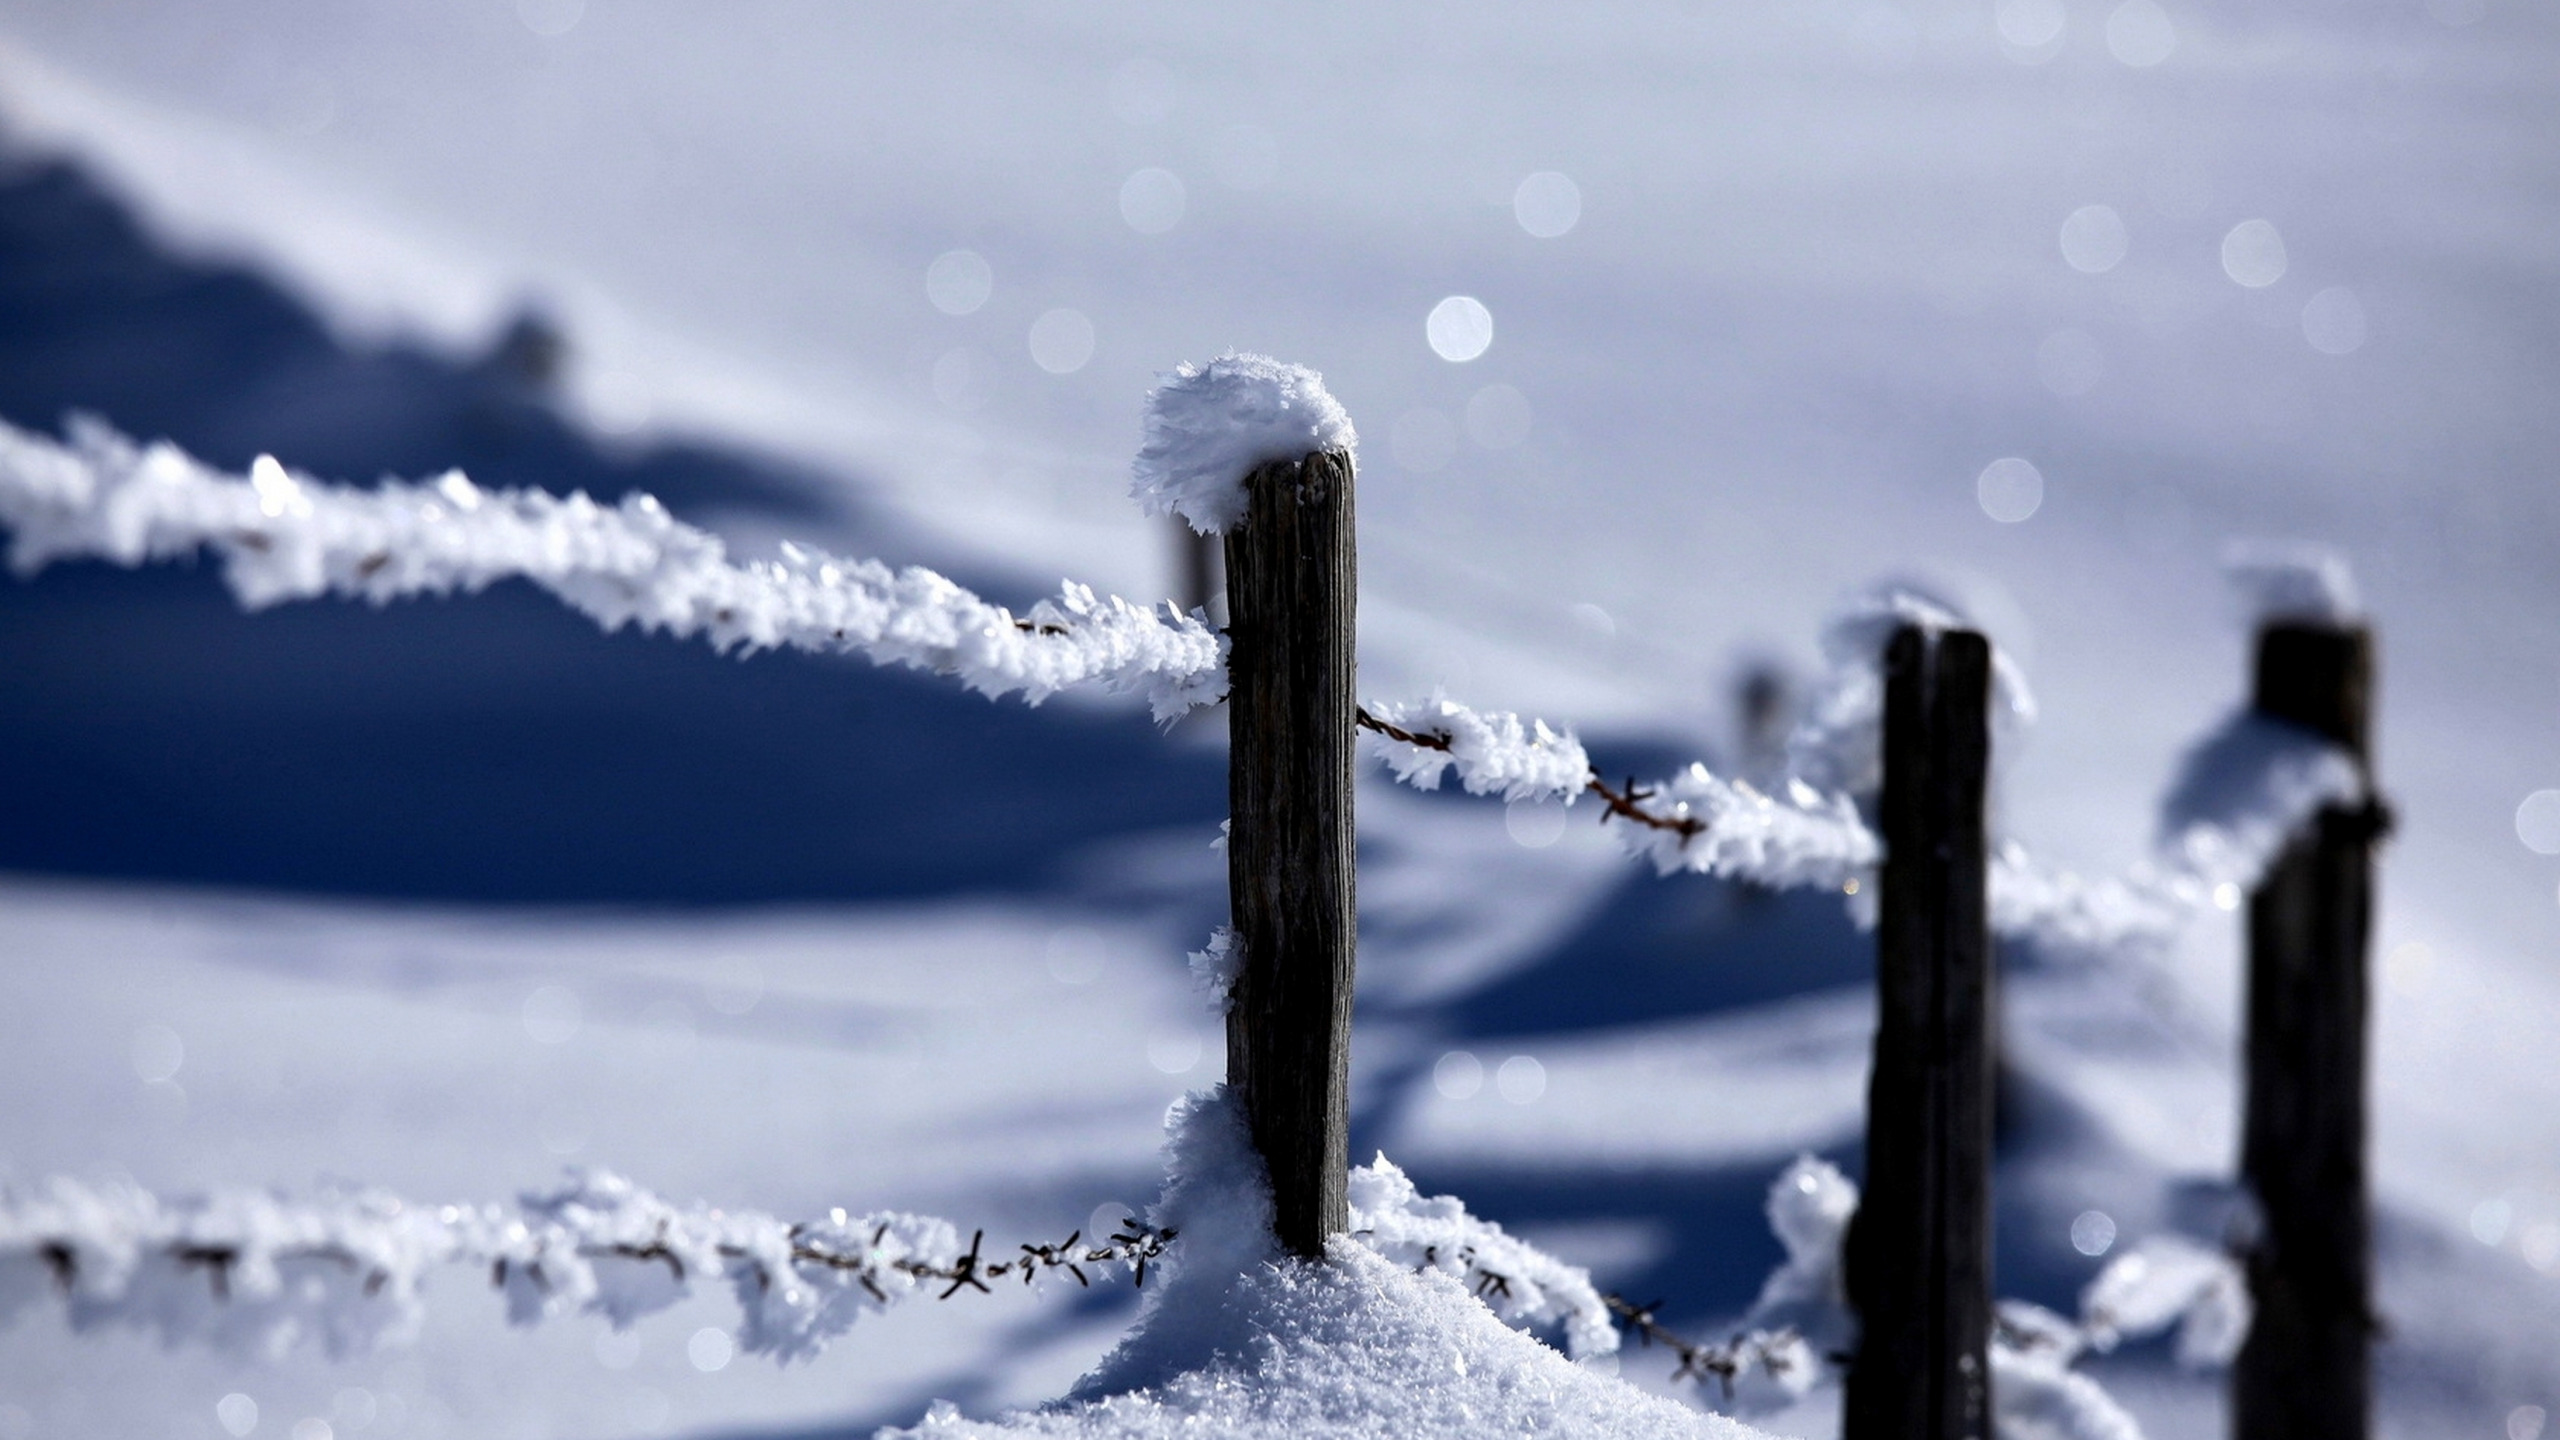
[0,1170,973,1364]
[1745,1156,2249,1440]
[0,416,1227,720]
[1128,354,1357,535]
[888,1244,1768,1440]
[902,1088,1768,1440]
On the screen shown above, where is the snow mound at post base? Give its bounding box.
[1130,354,1357,535]
[882,1089,1765,1440]
[880,1242,1768,1440]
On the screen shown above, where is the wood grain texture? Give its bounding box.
[1221,448,1358,1259]
[1844,625,1996,1440]
[2236,623,2378,1440]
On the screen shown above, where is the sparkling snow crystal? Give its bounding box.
[1130,354,1357,534]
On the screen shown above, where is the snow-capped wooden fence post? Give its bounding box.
[2235,622,2380,1440]
[1222,447,1359,1260]
[1844,624,1996,1440]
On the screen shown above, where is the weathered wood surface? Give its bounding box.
[1844,624,1996,1440]
[2235,622,2381,1440]
[1221,448,1358,1259]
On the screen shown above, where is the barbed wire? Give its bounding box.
[1355,706,1702,840]
[30,1217,1177,1312]
[1599,1294,1816,1400]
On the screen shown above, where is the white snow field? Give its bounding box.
[0,1,2557,1438]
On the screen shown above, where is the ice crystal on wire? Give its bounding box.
[1360,691,1592,803]
[0,417,1228,721]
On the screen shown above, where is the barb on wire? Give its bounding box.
[29,1217,1177,1311]
[0,1170,1176,1365]
[1600,1293,1818,1402]
[1354,706,1702,839]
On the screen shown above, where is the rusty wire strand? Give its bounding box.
[1600,1293,1813,1402]
[1354,707,1705,841]
[34,1217,1177,1310]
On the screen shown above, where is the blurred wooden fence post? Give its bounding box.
[1222,448,1358,1260]
[2235,622,2381,1440]
[1845,625,1996,1440]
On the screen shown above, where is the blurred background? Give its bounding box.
[0,2,2552,1437]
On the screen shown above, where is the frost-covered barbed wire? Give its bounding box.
[1984,1235,2254,1440]
[0,1169,1172,1363]
[0,417,1227,720]
[1989,708,2372,954]
[1702,1155,2249,1437]
[1359,693,1593,805]
[1346,1155,1619,1362]
[1357,604,2367,957]
[1355,702,1881,892]
[1599,1298,1817,1407]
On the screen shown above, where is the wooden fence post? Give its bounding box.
[1844,625,1996,1440]
[1222,448,1358,1259]
[2234,622,2380,1440]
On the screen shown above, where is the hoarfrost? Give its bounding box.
[1357,691,1876,890]
[1990,1342,2147,1440]
[0,1170,968,1363]
[1130,354,1357,535]
[1357,665,2345,951]
[1186,925,1242,1005]
[1709,1158,2244,1439]
[0,417,1227,721]
[1786,584,2037,799]
[1606,764,1879,890]
[930,1088,1766,1440]
[2157,712,2365,889]
[1991,708,2361,955]
[2080,1235,2252,1368]
[1347,1151,1618,1361]
[1361,691,1592,803]
[1746,1155,1857,1346]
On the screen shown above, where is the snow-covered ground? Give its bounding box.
[0,1,2555,1436]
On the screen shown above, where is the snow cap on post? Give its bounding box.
[1131,353,1357,534]
[2224,540,2360,625]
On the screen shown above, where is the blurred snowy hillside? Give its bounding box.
[0,2,2554,1438]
